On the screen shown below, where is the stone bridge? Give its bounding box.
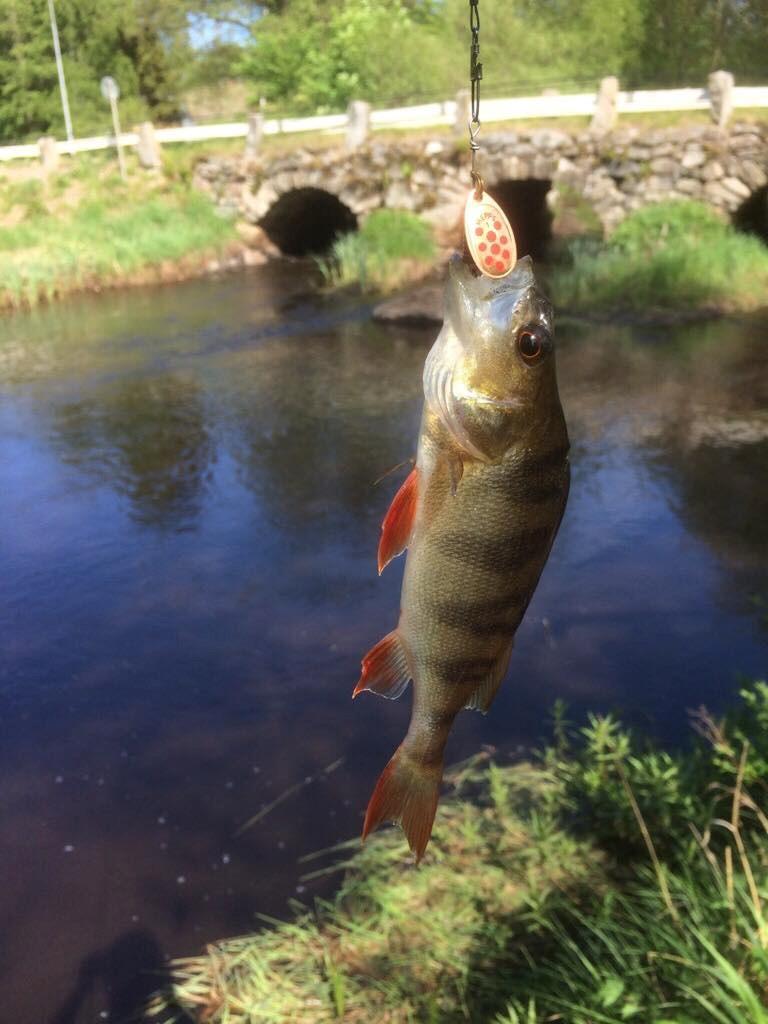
[194,122,768,257]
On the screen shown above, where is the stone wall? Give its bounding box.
[193,122,768,247]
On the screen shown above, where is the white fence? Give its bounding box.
[2,85,767,163]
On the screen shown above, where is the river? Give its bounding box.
[2,264,767,1023]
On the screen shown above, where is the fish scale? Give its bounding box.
[354,255,569,860]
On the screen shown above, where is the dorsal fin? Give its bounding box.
[377,468,418,575]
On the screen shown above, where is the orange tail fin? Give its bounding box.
[362,746,441,862]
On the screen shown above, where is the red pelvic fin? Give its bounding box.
[362,746,441,862]
[353,630,410,700]
[377,468,418,575]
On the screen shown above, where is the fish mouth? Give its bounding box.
[449,254,550,335]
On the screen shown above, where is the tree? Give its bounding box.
[0,0,190,141]
[238,0,455,111]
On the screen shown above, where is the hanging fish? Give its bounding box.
[354,253,569,860]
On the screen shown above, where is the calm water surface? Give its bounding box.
[2,265,768,1022]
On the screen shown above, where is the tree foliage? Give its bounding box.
[0,0,190,140]
[240,0,768,112]
[1,0,767,140]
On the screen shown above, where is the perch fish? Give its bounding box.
[354,254,570,860]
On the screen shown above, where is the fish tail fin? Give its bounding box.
[362,746,442,862]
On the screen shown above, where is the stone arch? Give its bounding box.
[732,185,768,246]
[259,187,358,257]
[486,179,553,259]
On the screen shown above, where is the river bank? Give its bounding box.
[2,147,767,318]
[152,682,768,1024]
[0,152,250,313]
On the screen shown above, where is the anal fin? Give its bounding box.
[353,630,411,700]
[378,468,418,575]
[464,644,513,714]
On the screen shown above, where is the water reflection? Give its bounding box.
[52,374,213,530]
[220,321,426,539]
[1,268,767,1024]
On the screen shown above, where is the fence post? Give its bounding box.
[346,100,370,150]
[454,88,470,135]
[245,113,264,159]
[708,70,734,130]
[137,121,162,169]
[590,76,619,134]
[38,136,59,175]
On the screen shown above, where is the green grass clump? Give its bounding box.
[317,209,436,294]
[0,158,237,310]
[153,681,768,1024]
[551,200,768,314]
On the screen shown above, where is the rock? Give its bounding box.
[676,177,700,194]
[681,148,706,169]
[740,160,768,190]
[701,160,725,181]
[242,248,268,267]
[384,181,414,210]
[531,129,571,150]
[704,180,742,208]
[721,176,751,199]
[650,157,679,176]
[424,140,444,157]
[373,283,444,327]
[236,222,281,258]
[411,168,436,187]
[242,182,278,222]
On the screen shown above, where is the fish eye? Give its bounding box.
[517,324,549,365]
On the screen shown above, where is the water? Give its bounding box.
[2,266,767,1023]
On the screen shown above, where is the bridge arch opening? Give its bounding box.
[487,179,553,260]
[733,186,768,246]
[259,188,357,257]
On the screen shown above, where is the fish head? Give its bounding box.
[424,254,562,461]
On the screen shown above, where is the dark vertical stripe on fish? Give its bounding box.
[432,525,555,573]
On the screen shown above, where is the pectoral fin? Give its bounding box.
[353,630,411,700]
[378,468,418,574]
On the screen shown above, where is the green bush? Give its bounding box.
[0,168,235,309]
[156,681,768,1024]
[551,200,768,314]
[317,208,436,292]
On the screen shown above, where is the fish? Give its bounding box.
[353,253,570,860]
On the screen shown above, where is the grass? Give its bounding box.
[151,681,768,1024]
[316,209,436,294]
[0,152,237,311]
[550,200,768,315]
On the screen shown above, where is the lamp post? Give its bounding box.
[47,0,74,153]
